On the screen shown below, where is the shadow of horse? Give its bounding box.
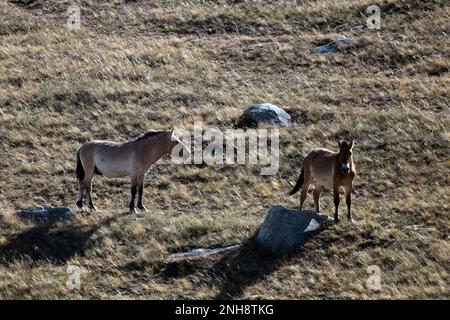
[0,214,122,265]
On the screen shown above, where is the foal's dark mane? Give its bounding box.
[135,131,167,141]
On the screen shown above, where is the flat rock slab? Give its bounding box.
[167,245,240,263]
[239,103,291,127]
[18,206,74,223]
[313,35,356,53]
[256,205,331,255]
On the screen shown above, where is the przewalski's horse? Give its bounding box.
[289,141,356,223]
[75,130,190,212]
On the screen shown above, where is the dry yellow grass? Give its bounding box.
[0,0,449,299]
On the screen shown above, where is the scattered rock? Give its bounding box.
[239,103,291,128]
[256,205,330,255]
[167,245,240,262]
[352,24,367,30]
[313,35,356,54]
[18,206,74,222]
[394,32,407,40]
[9,0,41,9]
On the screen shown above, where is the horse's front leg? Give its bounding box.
[137,176,147,212]
[85,177,96,211]
[333,184,340,223]
[129,178,138,213]
[344,184,354,223]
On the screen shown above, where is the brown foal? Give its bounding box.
[289,141,356,223]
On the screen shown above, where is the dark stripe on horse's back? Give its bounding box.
[94,166,103,175]
[135,131,164,141]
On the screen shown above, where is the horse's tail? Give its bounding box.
[76,149,85,182]
[288,167,304,195]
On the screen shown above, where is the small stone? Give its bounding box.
[352,24,367,30]
[394,33,407,40]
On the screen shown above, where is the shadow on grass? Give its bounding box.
[211,219,336,299]
[155,230,321,299]
[0,214,122,265]
[210,234,292,299]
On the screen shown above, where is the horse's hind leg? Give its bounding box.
[76,181,84,209]
[299,183,309,210]
[85,177,96,211]
[78,148,97,211]
[313,185,322,213]
[299,170,312,210]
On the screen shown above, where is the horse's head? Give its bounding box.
[167,129,191,161]
[338,140,354,175]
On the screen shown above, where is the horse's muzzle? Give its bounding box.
[342,164,351,174]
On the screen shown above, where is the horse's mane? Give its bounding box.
[135,131,167,141]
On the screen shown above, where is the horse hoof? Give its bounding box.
[129,208,137,214]
[334,217,340,224]
[137,206,147,212]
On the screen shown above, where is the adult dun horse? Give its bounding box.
[289,141,356,223]
[75,130,190,212]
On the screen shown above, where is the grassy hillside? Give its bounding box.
[0,0,448,299]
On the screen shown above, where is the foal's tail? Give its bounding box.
[288,167,304,195]
[76,149,85,182]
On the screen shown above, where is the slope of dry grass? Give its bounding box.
[0,0,448,299]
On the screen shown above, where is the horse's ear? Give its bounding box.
[338,141,342,148]
[349,140,354,150]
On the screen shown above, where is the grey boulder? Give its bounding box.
[256,205,330,255]
[240,103,291,127]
